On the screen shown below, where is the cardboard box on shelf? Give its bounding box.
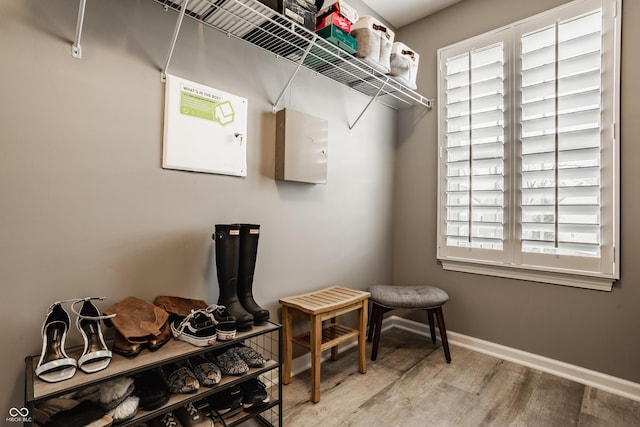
[258,0,317,31]
[316,11,351,33]
[317,24,358,54]
[317,1,359,24]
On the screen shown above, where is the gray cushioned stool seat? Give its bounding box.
[370,285,449,309]
[368,284,451,363]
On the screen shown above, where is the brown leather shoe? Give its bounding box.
[148,321,172,352]
[153,295,208,318]
[112,332,145,358]
[104,296,169,343]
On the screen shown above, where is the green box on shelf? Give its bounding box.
[316,24,358,54]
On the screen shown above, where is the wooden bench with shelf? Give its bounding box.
[279,286,370,403]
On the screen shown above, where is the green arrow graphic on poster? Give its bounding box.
[180,91,235,126]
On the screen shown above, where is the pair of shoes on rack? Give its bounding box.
[104,296,172,358]
[228,344,266,368]
[209,378,269,418]
[47,376,139,424]
[209,385,242,418]
[112,320,172,358]
[149,402,213,427]
[133,368,170,410]
[97,376,140,423]
[41,400,113,427]
[176,402,214,427]
[239,378,270,412]
[34,398,112,427]
[160,357,222,395]
[162,361,200,394]
[35,297,114,383]
[171,304,237,347]
[205,344,266,376]
[189,355,222,387]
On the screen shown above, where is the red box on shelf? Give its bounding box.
[317,1,359,24]
[316,11,351,33]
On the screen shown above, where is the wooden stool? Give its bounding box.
[279,286,370,403]
[368,284,451,363]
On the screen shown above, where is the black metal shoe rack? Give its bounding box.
[24,322,282,426]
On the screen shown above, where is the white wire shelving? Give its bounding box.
[70,0,433,128]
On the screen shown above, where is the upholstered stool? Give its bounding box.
[368,285,451,363]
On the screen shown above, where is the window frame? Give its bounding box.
[436,0,621,291]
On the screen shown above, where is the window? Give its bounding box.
[437,0,621,290]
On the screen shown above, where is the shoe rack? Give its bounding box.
[24,321,282,426]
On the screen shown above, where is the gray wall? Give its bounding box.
[394,0,640,384]
[0,0,396,411]
[3,0,638,416]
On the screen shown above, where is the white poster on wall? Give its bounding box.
[162,74,248,176]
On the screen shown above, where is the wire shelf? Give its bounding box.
[154,0,432,110]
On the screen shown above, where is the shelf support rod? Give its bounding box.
[349,78,389,130]
[272,35,317,113]
[71,0,86,59]
[161,0,189,82]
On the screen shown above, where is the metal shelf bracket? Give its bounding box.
[71,0,86,59]
[272,34,318,113]
[161,0,190,82]
[348,77,389,130]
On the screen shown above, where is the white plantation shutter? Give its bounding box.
[519,10,602,258]
[444,43,505,252]
[437,0,620,290]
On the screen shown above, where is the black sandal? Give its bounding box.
[35,301,78,383]
[71,297,115,374]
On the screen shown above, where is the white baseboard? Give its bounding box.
[386,315,640,403]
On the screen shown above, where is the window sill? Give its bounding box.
[440,259,615,291]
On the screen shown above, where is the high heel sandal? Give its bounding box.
[71,297,116,374]
[35,301,78,383]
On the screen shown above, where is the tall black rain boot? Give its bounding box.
[236,224,270,325]
[213,224,253,332]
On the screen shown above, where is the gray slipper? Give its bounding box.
[108,395,139,424]
[98,377,135,411]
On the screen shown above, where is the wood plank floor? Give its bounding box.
[278,328,640,427]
